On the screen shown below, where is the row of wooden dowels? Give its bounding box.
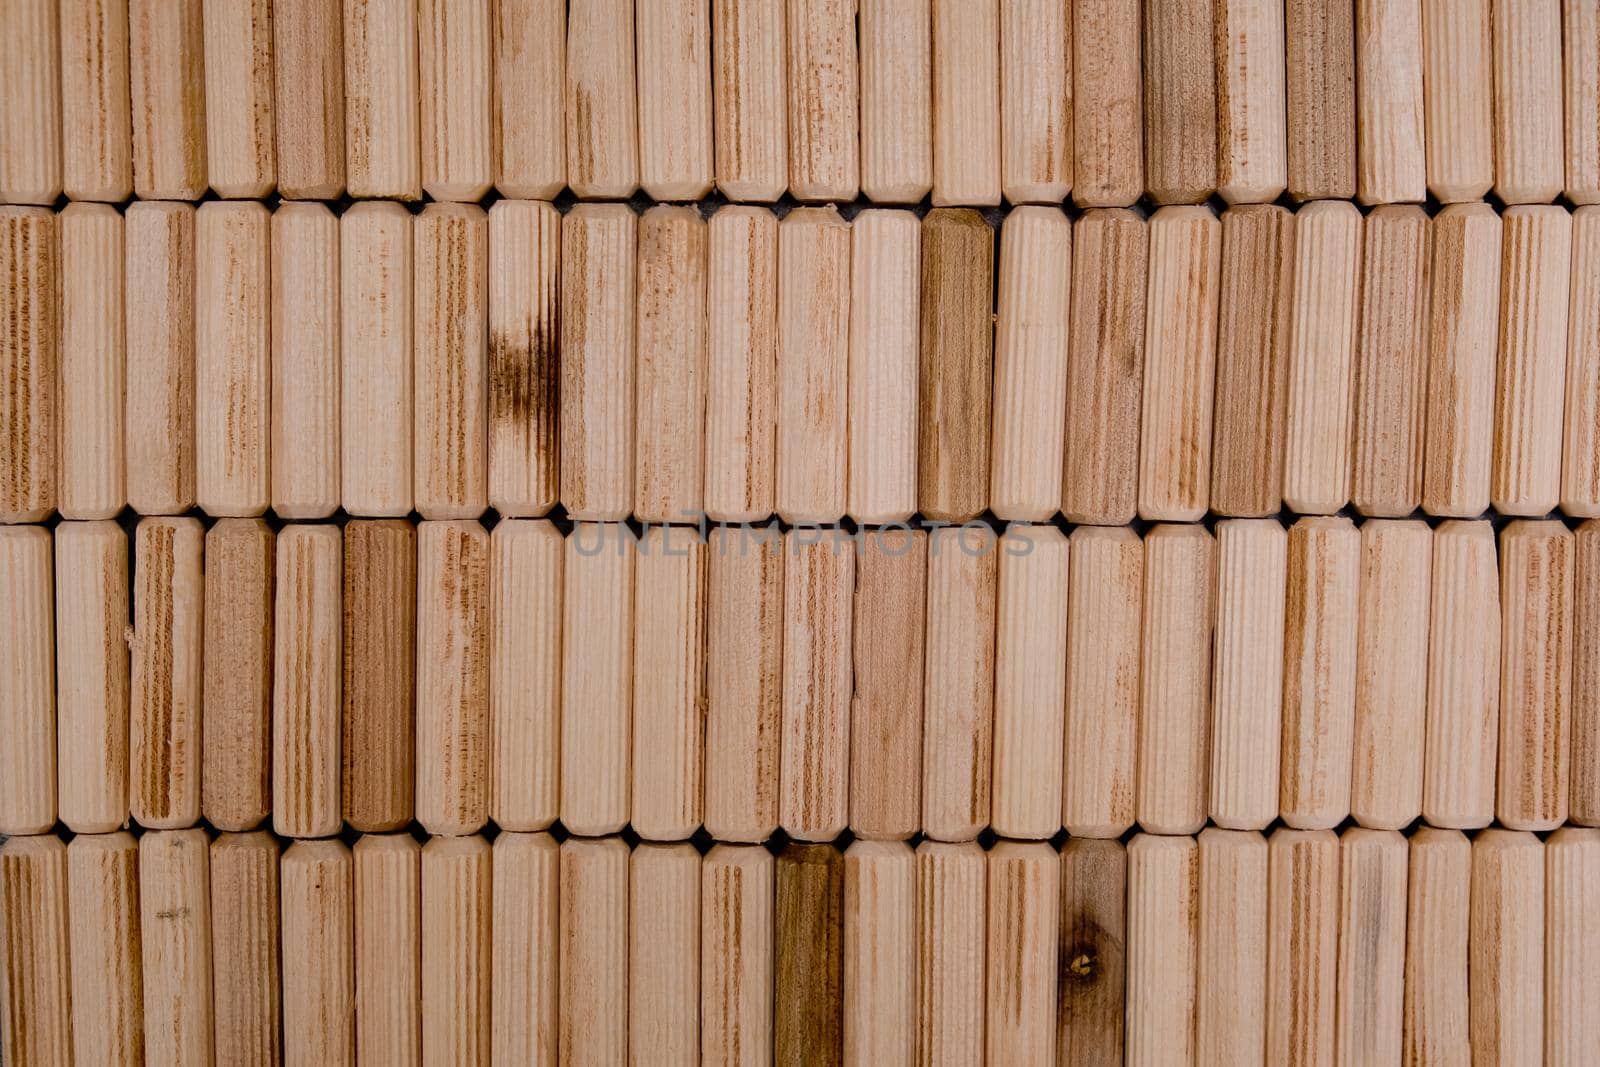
[3,513,1595,845]
[3,825,1598,1066]
[11,196,1600,526]
[7,0,1600,209]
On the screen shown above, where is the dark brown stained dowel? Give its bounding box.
[776,843,846,1066]
[202,518,275,833]
[1057,838,1128,1067]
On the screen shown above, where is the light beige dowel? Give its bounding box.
[1494,205,1572,514]
[343,520,416,831]
[55,521,129,834]
[418,0,491,201]
[273,0,345,199]
[843,841,916,1062]
[848,209,921,524]
[1423,203,1501,516]
[140,829,213,1067]
[196,201,271,517]
[271,202,340,519]
[1547,828,1600,1063]
[0,207,57,523]
[703,844,776,1064]
[986,841,1059,1062]
[992,524,1069,839]
[492,833,560,1066]
[493,0,564,198]
[341,201,413,517]
[489,521,560,832]
[705,207,779,522]
[781,530,855,841]
[125,201,196,515]
[1422,520,1500,829]
[342,0,421,199]
[0,836,71,1066]
[915,840,986,1065]
[58,204,125,519]
[1420,0,1492,202]
[998,0,1070,203]
[1350,521,1432,830]
[1063,208,1147,524]
[421,835,492,1067]
[1336,829,1408,1064]
[1280,516,1360,830]
[1403,827,1471,1065]
[1352,204,1430,516]
[1355,0,1425,203]
[1143,0,1217,204]
[67,833,143,1067]
[1265,829,1339,1066]
[1073,0,1142,206]
[777,207,851,522]
[1137,525,1216,836]
[566,0,639,198]
[1285,0,1356,200]
[560,836,630,1065]
[1138,205,1222,522]
[851,529,927,840]
[273,524,342,839]
[704,525,783,842]
[353,834,422,1065]
[636,205,708,523]
[1578,522,1600,825]
[560,203,637,521]
[416,520,490,837]
[921,525,998,842]
[209,832,280,1065]
[629,843,701,1065]
[1567,2,1600,204]
[129,0,207,199]
[61,0,132,201]
[1196,829,1267,1067]
[1210,520,1288,831]
[1566,209,1600,515]
[561,523,636,837]
[202,0,275,198]
[0,0,60,205]
[786,0,859,200]
[1216,0,1288,203]
[930,0,1000,206]
[1212,204,1295,516]
[860,0,932,203]
[131,517,203,829]
[202,518,273,832]
[1470,830,1545,1064]
[711,0,788,200]
[992,206,1071,521]
[414,202,488,520]
[1498,520,1574,831]
[636,0,713,200]
[281,839,354,1065]
[631,528,707,841]
[1493,0,1564,203]
[1126,835,1198,1066]
[488,200,561,517]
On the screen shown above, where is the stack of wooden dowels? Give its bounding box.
[6,0,1600,1064]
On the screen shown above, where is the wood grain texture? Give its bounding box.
[630,843,701,1065]
[1058,837,1127,1067]
[986,841,1059,1063]
[1143,0,1217,203]
[129,0,207,199]
[843,841,915,1063]
[139,829,213,1067]
[1493,0,1564,203]
[209,832,280,1067]
[1126,834,1197,1067]
[418,0,492,201]
[492,832,560,1066]
[342,0,421,199]
[1355,0,1425,204]
[353,834,422,1065]
[1265,828,1338,1067]
[1577,521,1600,825]
[999,0,1070,203]
[0,528,53,835]
[848,209,921,524]
[272,524,343,839]
[915,839,985,1065]
[202,518,273,832]
[1196,828,1267,1067]
[280,839,354,1065]
[1335,829,1407,1064]
[493,0,565,199]
[131,517,203,829]
[202,0,276,198]
[1545,827,1600,1064]
[931,0,1000,206]
[561,523,635,837]
[1566,208,1600,515]
[416,520,490,837]
[489,520,560,832]
[636,0,714,200]
[1073,0,1142,206]
[1216,0,1288,203]
[125,201,196,516]
[859,0,932,203]
[54,521,128,834]
[635,205,708,523]
[776,843,844,1064]
[61,0,132,202]
[273,0,346,199]
[0,206,57,523]
[1285,0,1356,200]
[57,202,126,519]
[422,835,492,1067]
[0,0,60,203]
[0,835,70,1067]
[1469,830,1545,1065]
[66,833,144,1067]
[565,0,639,198]
[340,201,413,517]
[711,0,788,200]
[342,520,417,831]
[780,530,854,841]
[560,836,630,1066]
[1567,0,1600,204]
[786,0,859,200]
[703,845,776,1066]
[1420,0,1492,202]
[486,201,560,517]
[1403,827,1471,1066]
[270,202,340,519]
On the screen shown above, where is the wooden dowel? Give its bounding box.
[129,0,207,199]
[991,524,1069,840]
[55,521,129,835]
[918,208,994,523]
[201,518,273,832]
[270,202,340,520]
[703,844,776,1064]
[1195,829,1267,1066]
[125,201,196,516]
[414,202,488,520]
[66,833,143,1067]
[1419,0,1492,202]
[0,206,57,523]
[1210,518,1288,830]
[1403,827,1471,1065]
[1469,830,1545,1064]
[635,205,708,523]
[1265,829,1339,1066]
[931,0,1000,206]
[629,843,701,1065]
[353,834,422,1064]
[1285,0,1356,200]
[1336,829,1408,1063]
[1566,208,1600,516]
[781,530,854,842]
[1073,0,1142,207]
[1577,521,1600,826]
[1058,837,1127,1067]
[281,839,354,1065]
[492,0,565,199]
[1280,515,1360,831]
[1492,0,1564,204]
[1142,0,1217,204]
[1063,208,1147,525]
[1215,0,1288,204]
[196,201,271,518]
[1422,520,1500,829]
[272,524,343,839]
[272,0,345,199]
[991,206,1071,521]
[131,517,203,829]
[421,835,492,1067]
[776,843,845,1063]
[859,0,932,203]
[58,204,125,519]
[636,0,714,200]
[776,206,850,524]
[843,841,916,1062]
[416,520,490,837]
[1138,205,1222,522]
[489,520,560,833]
[711,0,788,201]
[915,839,986,1064]
[704,206,778,522]
[342,519,417,832]
[0,0,60,205]
[1545,828,1600,1063]
[209,832,280,1065]
[847,209,921,524]
[921,525,997,842]
[342,0,421,200]
[340,201,413,517]
[60,0,133,202]
[1126,834,1198,1066]
[565,0,639,199]
[560,836,630,1065]
[1355,0,1425,204]
[560,203,637,521]
[487,199,560,518]
[0,836,71,1065]
[561,523,636,837]
[998,0,1070,204]
[418,0,492,201]
[786,0,859,201]
[491,833,559,1065]
[1566,1,1600,205]
[140,829,214,1067]
[986,840,1059,1062]
[201,0,275,198]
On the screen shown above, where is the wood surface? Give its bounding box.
[342,519,417,832]
[565,0,639,198]
[0,835,71,1067]
[341,201,414,517]
[131,517,203,830]
[1196,828,1267,1067]
[703,845,776,1065]
[139,829,214,1067]
[61,0,132,202]
[1058,837,1128,1067]
[125,201,196,516]
[1420,0,1492,202]
[560,523,635,837]
[780,530,854,841]
[489,520,561,832]
[711,0,787,201]
[859,0,932,203]
[66,833,144,1067]
[986,840,1059,1063]
[0,207,56,523]
[493,0,565,199]
[353,834,422,1065]
[1265,828,1339,1067]
[1126,834,1198,1067]
[270,201,341,519]
[915,839,986,1065]
[560,836,630,1065]
[422,835,493,1067]
[57,203,125,519]
[635,205,708,523]
[1567,0,1600,204]
[129,0,207,199]
[273,0,345,199]
[786,0,859,201]
[1355,0,1425,204]
[848,208,921,524]
[492,832,560,1066]
[1216,0,1288,204]
[636,0,714,200]
[931,0,1000,206]
[1073,0,1142,206]
[53,521,128,834]
[1566,208,1600,515]
[418,0,492,201]
[844,841,916,1063]
[1469,830,1545,1064]
[1285,0,1355,200]
[202,518,274,832]
[1142,0,1217,203]
[775,843,844,1065]
[280,839,354,1065]
[1403,827,1471,1065]
[1492,0,1564,203]
[1335,829,1408,1064]
[629,843,702,1065]
[416,519,490,837]
[1000,0,1071,204]
[209,831,280,1066]
[272,524,343,838]
[343,0,421,199]
[1577,520,1600,826]
[202,0,276,198]
[1545,827,1600,1063]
